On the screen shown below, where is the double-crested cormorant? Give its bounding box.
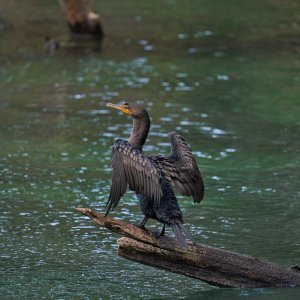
[105,102,204,247]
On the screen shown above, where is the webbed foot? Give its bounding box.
[133,223,146,230]
[133,216,150,233]
[153,223,166,239]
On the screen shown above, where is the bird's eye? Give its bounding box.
[123,102,129,108]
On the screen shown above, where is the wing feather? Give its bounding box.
[152,132,204,203]
[106,139,162,215]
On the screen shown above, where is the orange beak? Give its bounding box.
[105,103,130,115]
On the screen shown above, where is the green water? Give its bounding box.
[1,1,299,299]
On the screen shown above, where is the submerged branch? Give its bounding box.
[59,0,104,37]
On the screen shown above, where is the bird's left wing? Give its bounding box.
[151,132,204,203]
[106,139,163,215]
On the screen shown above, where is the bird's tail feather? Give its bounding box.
[171,223,195,249]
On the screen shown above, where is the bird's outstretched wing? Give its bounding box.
[152,132,204,203]
[106,139,163,215]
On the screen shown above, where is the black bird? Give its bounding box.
[105,102,204,247]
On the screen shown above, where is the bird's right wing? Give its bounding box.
[106,139,163,215]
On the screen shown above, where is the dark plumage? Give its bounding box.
[105,102,204,247]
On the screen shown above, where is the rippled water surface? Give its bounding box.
[1,1,300,299]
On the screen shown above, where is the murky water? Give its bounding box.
[1,1,300,299]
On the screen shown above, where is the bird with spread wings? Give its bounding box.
[105,102,204,247]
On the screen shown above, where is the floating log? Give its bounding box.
[76,207,300,288]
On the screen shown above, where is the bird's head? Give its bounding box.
[105,102,147,119]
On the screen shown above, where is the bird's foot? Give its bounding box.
[152,223,166,239]
[133,216,149,230]
[133,223,146,230]
[152,231,163,239]
[133,223,152,235]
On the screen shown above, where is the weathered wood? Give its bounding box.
[76,207,300,288]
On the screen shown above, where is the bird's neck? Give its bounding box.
[128,115,150,151]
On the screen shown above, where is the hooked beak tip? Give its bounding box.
[105,102,130,115]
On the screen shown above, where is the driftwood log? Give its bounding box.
[76,207,300,288]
